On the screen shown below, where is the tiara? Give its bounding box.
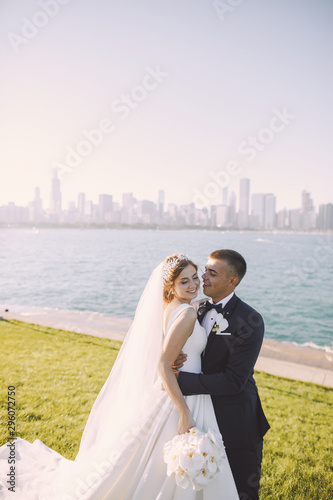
[162,254,188,283]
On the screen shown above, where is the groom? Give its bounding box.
[176,249,270,500]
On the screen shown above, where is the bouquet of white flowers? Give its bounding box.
[163,427,226,491]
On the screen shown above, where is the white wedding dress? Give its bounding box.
[0,304,238,499]
[0,265,238,499]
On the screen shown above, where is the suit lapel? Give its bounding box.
[202,294,239,360]
[221,293,239,322]
[197,300,208,324]
[203,327,216,358]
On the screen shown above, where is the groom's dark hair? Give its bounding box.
[209,249,247,285]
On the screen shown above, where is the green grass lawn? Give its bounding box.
[1,319,333,499]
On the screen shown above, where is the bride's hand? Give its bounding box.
[172,351,187,371]
[178,409,195,435]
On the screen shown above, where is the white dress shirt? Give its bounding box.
[202,291,234,337]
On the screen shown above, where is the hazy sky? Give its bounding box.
[1,0,332,211]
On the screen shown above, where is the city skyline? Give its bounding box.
[1,1,332,212]
[1,170,332,213]
[1,172,332,231]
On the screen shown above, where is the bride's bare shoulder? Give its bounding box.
[163,302,196,332]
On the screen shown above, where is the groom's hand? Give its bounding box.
[173,351,187,372]
[161,352,187,390]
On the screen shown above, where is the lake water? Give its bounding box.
[0,228,332,351]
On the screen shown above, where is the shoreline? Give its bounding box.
[0,225,332,235]
[1,305,333,388]
[0,305,132,342]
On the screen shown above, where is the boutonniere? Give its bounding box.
[211,313,229,335]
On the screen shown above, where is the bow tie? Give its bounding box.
[201,301,224,315]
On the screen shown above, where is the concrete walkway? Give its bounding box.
[0,306,131,342]
[2,306,333,389]
[255,356,333,388]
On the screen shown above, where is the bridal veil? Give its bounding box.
[77,261,166,457]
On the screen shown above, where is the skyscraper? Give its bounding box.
[264,194,276,230]
[251,193,265,229]
[238,178,250,228]
[216,205,229,227]
[122,192,135,224]
[122,193,134,208]
[99,194,113,221]
[301,190,314,213]
[138,200,156,224]
[78,192,86,219]
[50,169,62,218]
[276,208,289,230]
[317,203,333,230]
[222,187,228,206]
[158,190,165,222]
[251,193,276,229]
[31,186,43,222]
[229,191,237,227]
[301,190,315,230]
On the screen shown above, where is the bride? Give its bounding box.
[0,254,239,499]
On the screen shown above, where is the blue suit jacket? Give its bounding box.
[178,294,270,448]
